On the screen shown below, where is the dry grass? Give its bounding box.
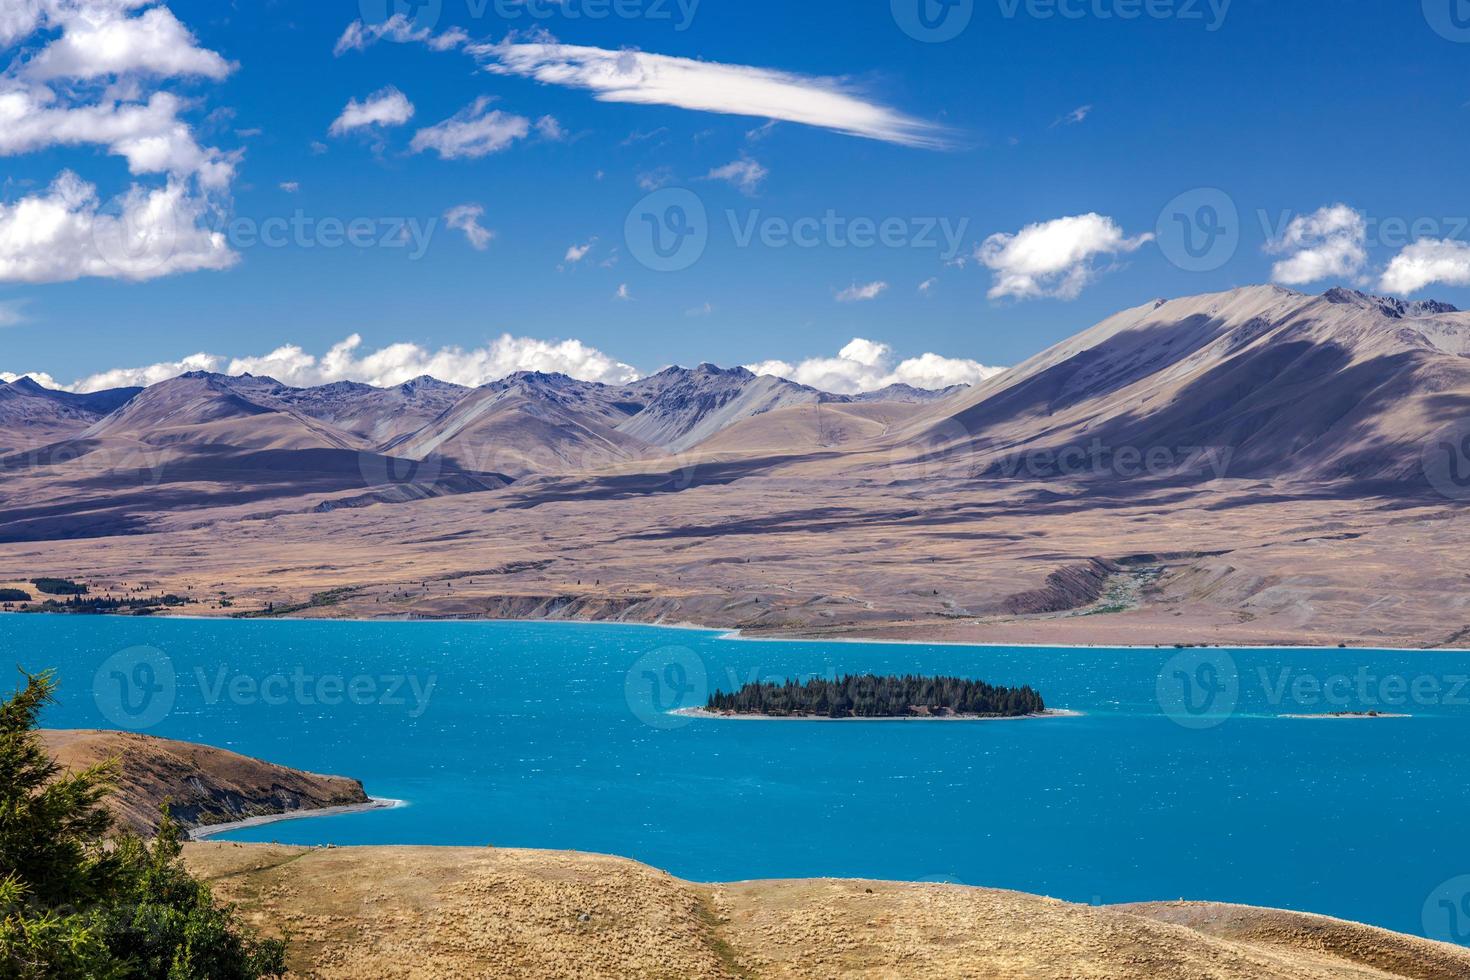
[187,843,1470,979]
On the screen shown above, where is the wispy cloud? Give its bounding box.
[445,204,494,250]
[410,97,534,159]
[329,86,415,136]
[470,41,951,149]
[704,157,767,195]
[836,281,888,302]
[1052,104,1092,127]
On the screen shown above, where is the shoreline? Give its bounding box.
[1278,712,1412,720]
[188,797,404,840]
[671,707,1084,722]
[4,609,1466,654]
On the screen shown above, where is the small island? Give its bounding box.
[1280,711,1410,720]
[687,673,1066,720]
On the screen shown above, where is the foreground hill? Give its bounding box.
[187,842,1470,979]
[42,729,369,835]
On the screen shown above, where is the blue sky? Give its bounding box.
[2,0,1468,392]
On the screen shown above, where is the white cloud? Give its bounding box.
[0,2,237,283]
[835,280,888,302]
[60,333,642,393]
[445,204,493,250]
[977,213,1152,301]
[410,97,531,159]
[615,283,631,301]
[918,276,937,293]
[564,239,595,263]
[1266,204,1367,286]
[470,41,950,149]
[333,15,467,56]
[1380,238,1470,295]
[26,5,234,81]
[0,88,236,189]
[1053,104,1092,126]
[746,338,1003,394]
[279,181,299,193]
[68,351,223,392]
[1,370,68,389]
[329,86,414,136]
[0,171,235,284]
[704,157,767,195]
[535,115,565,140]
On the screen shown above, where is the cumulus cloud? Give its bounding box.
[410,97,532,159]
[0,1,238,283]
[444,204,493,250]
[470,41,950,149]
[704,157,767,195]
[0,171,235,283]
[56,333,642,393]
[329,86,414,136]
[25,5,234,81]
[1379,238,1470,295]
[1266,204,1368,286]
[334,15,467,57]
[746,338,1004,394]
[977,213,1152,301]
[835,280,888,302]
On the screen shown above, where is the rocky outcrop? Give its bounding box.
[42,730,369,835]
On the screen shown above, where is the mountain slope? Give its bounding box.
[386,372,656,477]
[617,364,838,451]
[883,285,1470,492]
[0,377,142,452]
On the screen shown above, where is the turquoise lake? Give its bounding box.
[11,613,1470,943]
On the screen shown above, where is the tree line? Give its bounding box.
[705,673,1046,718]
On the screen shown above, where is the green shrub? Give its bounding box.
[29,579,87,597]
[0,671,286,979]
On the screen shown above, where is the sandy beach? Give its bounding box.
[188,797,404,840]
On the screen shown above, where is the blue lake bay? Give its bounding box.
[10,613,1469,941]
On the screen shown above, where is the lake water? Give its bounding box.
[11,612,1470,943]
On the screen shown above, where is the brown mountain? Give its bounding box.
[877,285,1470,494]
[0,376,141,453]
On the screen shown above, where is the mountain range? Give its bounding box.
[3,284,1470,648]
